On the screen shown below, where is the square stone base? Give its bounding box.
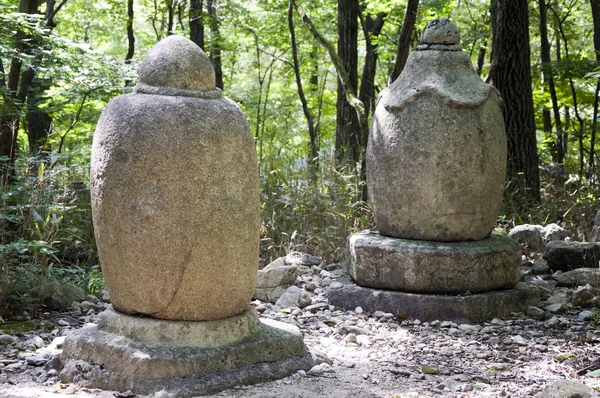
[328,277,540,323]
[60,306,313,396]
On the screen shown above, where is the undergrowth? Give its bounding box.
[501,170,598,240]
[260,160,372,263]
[0,154,99,316]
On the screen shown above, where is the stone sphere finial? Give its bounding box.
[135,35,220,98]
[420,17,460,46]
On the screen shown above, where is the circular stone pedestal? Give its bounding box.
[60,306,313,397]
[348,231,522,294]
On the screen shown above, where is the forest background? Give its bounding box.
[0,0,599,315]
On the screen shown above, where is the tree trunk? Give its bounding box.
[491,0,540,201]
[24,0,68,155]
[476,40,487,76]
[189,0,204,49]
[26,108,51,155]
[167,0,175,35]
[288,0,318,173]
[359,11,385,119]
[358,10,385,202]
[539,0,564,167]
[487,0,501,83]
[126,0,135,60]
[390,0,419,83]
[124,0,135,87]
[0,0,41,182]
[294,0,367,164]
[590,0,600,177]
[551,5,585,177]
[335,0,360,165]
[207,0,223,90]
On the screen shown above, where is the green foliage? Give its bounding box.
[501,172,598,241]
[0,155,98,314]
[261,150,371,261]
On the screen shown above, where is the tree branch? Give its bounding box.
[293,0,365,119]
[47,0,68,27]
[259,48,293,68]
[57,87,101,154]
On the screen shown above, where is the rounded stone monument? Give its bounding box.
[328,18,540,323]
[367,17,506,242]
[90,35,259,321]
[62,36,313,396]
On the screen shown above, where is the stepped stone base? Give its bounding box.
[60,306,313,397]
[348,231,522,294]
[328,276,540,323]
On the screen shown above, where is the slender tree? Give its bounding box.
[167,0,175,35]
[550,3,585,176]
[590,0,600,176]
[124,0,135,88]
[189,0,204,49]
[25,82,52,155]
[538,0,564,167]
[293,0,367,158]
[490,0,540,201]
[207,0,223,90]
[126,0,135,61]
[389,0,419,83]
[24,0,68,156]
[476,40,487,76]
[287,0,318,172]
[335,0,361,165]
[358,10,385,119]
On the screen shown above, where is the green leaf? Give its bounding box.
[37,162,45,182]
[421,366,437,375]
[31,209,43,224]
[553,352,575,361]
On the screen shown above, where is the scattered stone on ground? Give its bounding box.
[254,258,298,303]
[557,268,600,288]
[508,223,573,255]
[572,285,599,308]
[542,223,571,243]
[34,280,86,311]
[3,250,600,397]
[509,224,545,253]
[274,286,312,309]
[254,252,324,303]
[543,241,600,272]
[535,379,600,397]
[532,259,551,275]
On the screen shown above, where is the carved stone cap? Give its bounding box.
[134,35,221,99]
[381,17,501,110]
[418,17,462,51]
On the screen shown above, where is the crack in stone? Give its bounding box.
[151,249,192,319]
